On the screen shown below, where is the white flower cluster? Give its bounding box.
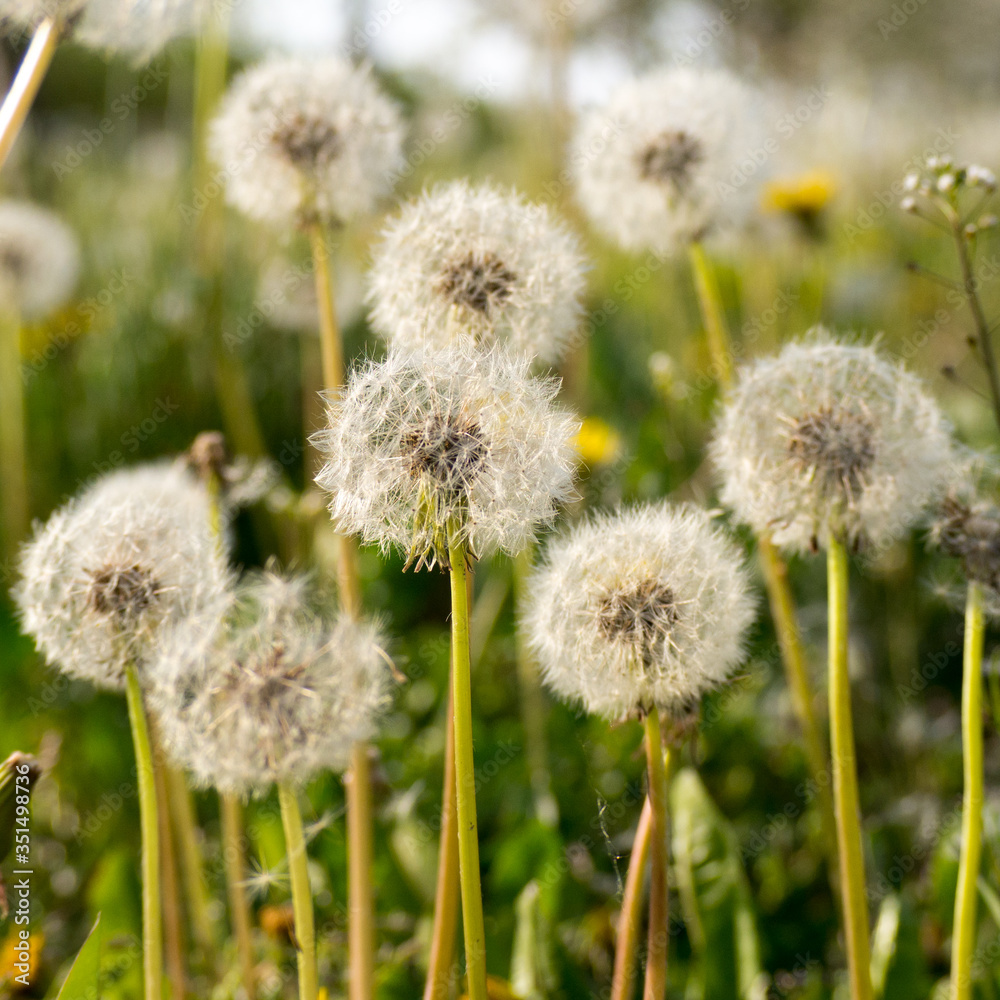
[314,344,579,569]
[0,200,80,320]
[712,332,954,554]
[523,503,755,721]
[150,571,392,795]
[367,181,588,365]
[210,55,405,228]
[573,67,763,253]
[14,464,230,690]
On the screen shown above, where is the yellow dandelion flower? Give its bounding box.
[574,416,623,467]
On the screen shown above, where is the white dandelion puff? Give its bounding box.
[711,331,954,554]
[13,463,230,691]
[150,571,393,795]
[314,344,579,570]
[523,502,755,721]
[0,200,79,320]
[210,55,405,228]
[367,180,589,365]
[573,67,764,253]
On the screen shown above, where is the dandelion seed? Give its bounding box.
[14,464,229,690]
[711,331,954,554]
[523,503,755,721]
[151,571,392,795]
[313,344,579,571]
[572,67,764,253]
[0,200,79,320]
[367,181,589,365]
[210,55,405,228]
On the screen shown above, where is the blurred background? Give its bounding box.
[2,1,1000,998]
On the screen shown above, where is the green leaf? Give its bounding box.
[870,893,901,998]
[46,915,101,1000]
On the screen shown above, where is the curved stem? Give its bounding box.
[423,684,460,1000]
[221,793,256,1000]
[0,17,60,171]
[347,743,374,1000]
[611,799,652,1000]
[278,783,318,1000]
[447,526,488,1000]
[688,242,733,389]
[952,581,985,1000]
[827,537,873,1000]
[642,710,670,1000]
[125,664,163,1000]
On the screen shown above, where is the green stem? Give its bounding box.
[952,582,985,1000]
[688,242,732,388]
[0,17,61,171]
[642,710,670,1000]
[347,743,374,1000]
[827,537,873,1000]
[125,664,163,1000]
[278,783,318,1000]
[610,798,652,1000]
[221,793,256,1000]
[447,525,488,1000]
[0,310,28,554]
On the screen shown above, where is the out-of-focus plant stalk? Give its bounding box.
[278,783,318,1000]
[642,710,670,1000]
[0,17,60,171]
[951,581,985,1000]
[688,242,733,388]
[447,525,488,1000]
[221,792,257,1000]
[827,536,873,1000]
[125,663,163,1000]
[0,310,28,553]
[610,797,652,1000]
[153,737,187,1000]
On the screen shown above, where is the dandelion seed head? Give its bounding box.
[151,571,393,795]
[572,67,763,253]
[210,56,405,228]
[711,331,954,554]
[523,503,755,721]
[75,0,210,63]
[314,344,579,570]
[14,464,229,691]
[0,201,79,320]
[367,181,589,365]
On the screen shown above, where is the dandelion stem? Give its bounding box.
[221,792,256,1000]
[688,242,733,389]
[447,524,488,1000]
[0,17,60,171]
[0,310,28,554]
[152,739,187,1000]
[827,536,873,1000]
[347,743,375,1000]
[610,797,652,1000]
[308,221,345,403]
[278,783,318,1000]
[424,683,460,1000]
[166,767,217,968]
[125,663,163,1000]
[951,581,985,1000]
[642,709,670,1000]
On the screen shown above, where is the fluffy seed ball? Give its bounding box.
[523,503,755,721]
[711,332,954,554]
[0,201,79,320]
[14,464,230,691]
[573,67,763,253]
[314,344,579,570]
[367,181,589,365]
[150,572,392,795]
[210,55,405,228]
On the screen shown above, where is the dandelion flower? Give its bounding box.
[314,344,579,570]
[0,201,79,320]
[711,332,953,554]
[210,55,405,228]
[367,181,588,364]
[151,571,392,795]
[573,67,763,252]
[14,463,230,691]
[523,502,755,721]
